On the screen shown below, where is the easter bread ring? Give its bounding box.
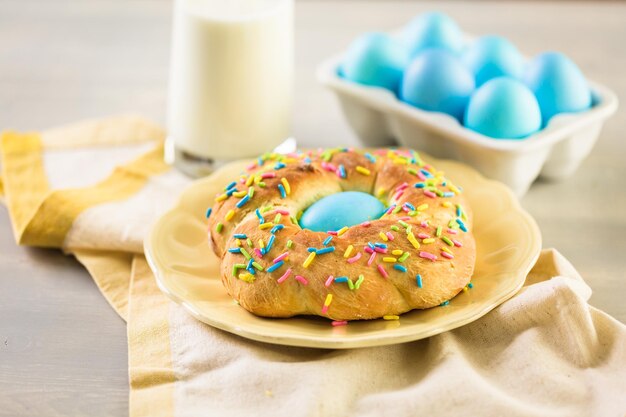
[206,148,476,321]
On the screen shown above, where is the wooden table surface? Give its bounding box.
[1,1,624,415]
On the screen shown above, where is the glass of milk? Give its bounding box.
[166,0,293,177]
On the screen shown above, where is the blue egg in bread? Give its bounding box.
[300,191,385,232]
[403,12,464,57]
[464,77,541,139]
[523,52,592,124]
[462,35,524,86]
[340,32,410,92]
[400,49,475,121]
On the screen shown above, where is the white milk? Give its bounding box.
[167,0,293,162]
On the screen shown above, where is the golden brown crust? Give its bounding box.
[206,148,476,321]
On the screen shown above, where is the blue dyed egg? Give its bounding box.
[403,12,464,57]
[400,49,475,121]
[340,32,410,92]
[464,77,541,139]
[523,52,591,124]
[462,36,524,86]
[299,191,385,232]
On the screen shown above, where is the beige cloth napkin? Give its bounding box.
[1,117,625,417]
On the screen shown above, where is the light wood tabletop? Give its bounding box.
[1,1,624,416]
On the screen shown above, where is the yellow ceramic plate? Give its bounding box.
[145,155,541,349]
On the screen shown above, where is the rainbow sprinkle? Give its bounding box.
[321,294,333,314]
[277,268,292,283]
[280,178,291,195]
[303,251,316,268]
[347,252,362,264]
[354,274,365,289]
[337,226,349,236]
[278,183,287,199]
[407,233,420,249]
[324,275,334,287]
[272,252,289,263]
[337,164,346,178]
[316,246,335,255]
[419,251,437,261]
[356,166,371,176]
[377,264,389,279]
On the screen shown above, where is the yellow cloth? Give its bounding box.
[1,117,625,417]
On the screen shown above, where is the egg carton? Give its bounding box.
[317,54,618,197]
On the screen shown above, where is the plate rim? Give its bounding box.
[144,155,542,349]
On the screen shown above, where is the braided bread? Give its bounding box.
[206,148,475,321]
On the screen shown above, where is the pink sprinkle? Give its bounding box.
[447,229,458,234]
[246,163,257,171]
[261,172,276,179]
[295,275,308,285]
[377,264,389,279]
[384,232,393,241]
[321,305,329,314]
[364,246,374,254]
[334,168,342,178]
[367,251,376,266]
[360,221,371,227]
[327,231,338,236]
[396,182,409,191]
[424,164,433,170]
[373,149,386,155]
[402,206,410,213]
[417,171,427,181]
[277,268,292,283]
[254,248,263,258]
[239,177,246,184]
[325,275,334,287]
[441,251,454,259]
[273,209,290,215]
[321,161,337,172]
[399,216,411,221]
[347,252,362,264]
[424,190,437,198]
[392,190,404,200]
[272,252,289,263]
[386,206,395,215]
[420,221,429,227]
[417,233,430,239]
[419,251,437,261]
[453,239,463,247]
[374,246,387,254]
[332,320,348,327]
